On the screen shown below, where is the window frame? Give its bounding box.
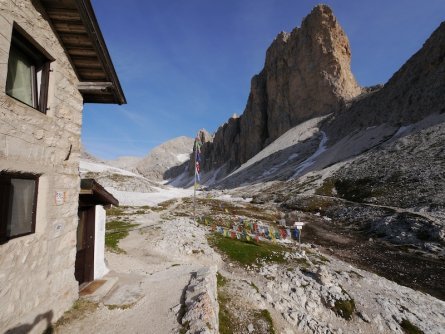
[0,172,39,243]
[5,23,53,114]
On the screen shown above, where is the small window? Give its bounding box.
[0,173,38,242]
[6,26,51,114]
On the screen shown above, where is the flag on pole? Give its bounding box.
[194,136,202,186]
[193,133,203,223]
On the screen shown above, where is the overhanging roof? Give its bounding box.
[40,0,126,105]
[80,179,119,206]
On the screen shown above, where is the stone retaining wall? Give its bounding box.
[182,266,219,334]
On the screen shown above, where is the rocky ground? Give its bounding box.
[54,192,445,334]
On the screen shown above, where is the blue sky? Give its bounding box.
[82,0,445,160]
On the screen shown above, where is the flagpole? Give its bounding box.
[193,133,202,225]
[193,140,197,224]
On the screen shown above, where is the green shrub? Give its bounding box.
[208,234,288,266]
[333,298,355,320]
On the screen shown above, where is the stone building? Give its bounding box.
[0,0,125,332]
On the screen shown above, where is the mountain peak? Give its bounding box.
[196,5,361,176]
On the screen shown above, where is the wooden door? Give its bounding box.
[75,207,95,284]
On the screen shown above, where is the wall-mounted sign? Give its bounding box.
[294,222,305,230]
[55,191,65,205]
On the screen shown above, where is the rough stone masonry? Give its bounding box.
[0,1,83,332]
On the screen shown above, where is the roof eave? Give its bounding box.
[80,178,119,206]
[40,0,126,105]
[74,0,126,105]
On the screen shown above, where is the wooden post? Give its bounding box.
[193,136,199,224]
[294,222,305,250]
[193,157,196,224]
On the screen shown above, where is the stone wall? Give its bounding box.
[0,1,83,332]
[181,266,219,334]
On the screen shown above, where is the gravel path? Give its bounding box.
[56,210,220,334]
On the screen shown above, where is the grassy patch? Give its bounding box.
[250,282,260,293]
[53,299,98,328]
[196,198,280,222]
[348,270,364,279]
[294,257,311,269]
[331,286,356,320]
[315,178,336,196]
[149,199,177,212]
[333,298,355,320]
[312,254,330,265]
[179,322,190,334]
[105,220,139,253]
[334,177,389,203]
[106,206,125,216]
[217,273,233,334]
[217,273,275,334]
[106,303,135,310]
[217,272,227,288]
[197,215,215,226]
[400,319,424,334]
[283,195,334,214]
[157,198,177,209]
[208,234,288,266]
[253,309,275,334]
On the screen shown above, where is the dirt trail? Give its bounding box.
[55,208,217,334]
[315,194,441,224]
[54,195,445,334]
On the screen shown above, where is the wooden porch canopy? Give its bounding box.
[39,0,126,105]
[80,179,119,207]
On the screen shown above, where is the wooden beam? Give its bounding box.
[82,93,115,104]
[52,21,87,34]
[77,69,108,80]
[59,33,92,48]
[73,59,103,70]
[45,8,80,22]
[66,47,97,57]
[78,81,113,92]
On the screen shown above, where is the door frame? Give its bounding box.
[75,206,95,285]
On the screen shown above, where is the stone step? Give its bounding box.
[80,275,119,303]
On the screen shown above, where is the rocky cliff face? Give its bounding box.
[196,5,360,175]
[324,21,445,142]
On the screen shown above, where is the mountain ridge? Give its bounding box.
[188,4,362,177]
